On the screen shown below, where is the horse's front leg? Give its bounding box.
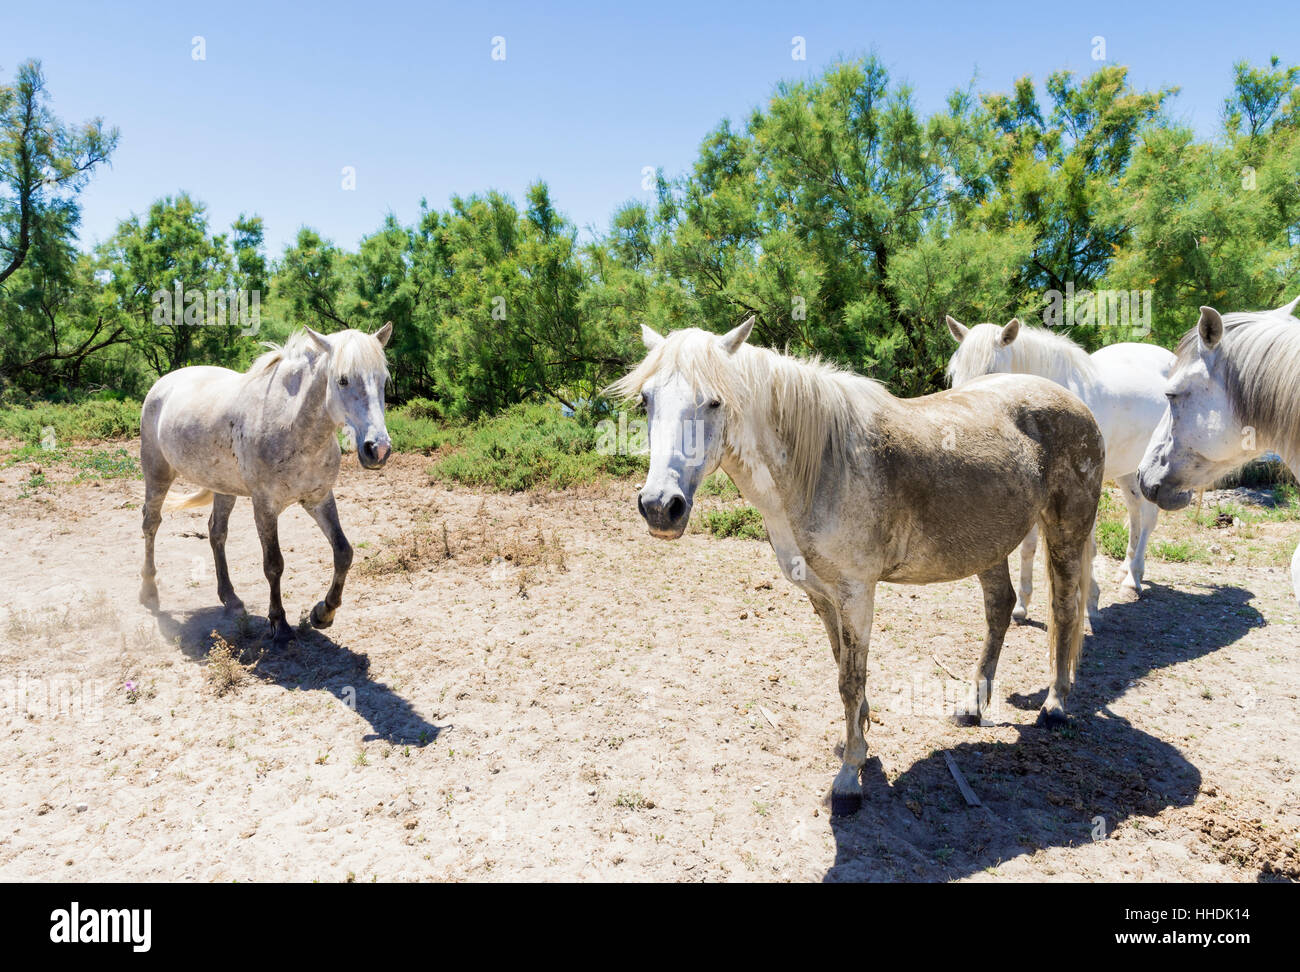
[1011,523,1037,621]
[1290,541,1300,606]
[1116,472,1158,594]
[828,581,876,816]
[303,491,352,630]
[251,497,294,645]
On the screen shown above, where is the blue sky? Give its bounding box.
[4,0,1297,257]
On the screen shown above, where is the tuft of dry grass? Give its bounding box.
[205,630,260,697]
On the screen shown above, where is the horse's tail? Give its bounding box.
[163,488,214,512]
[1042,523,1091,686]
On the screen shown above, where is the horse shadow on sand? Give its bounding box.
[150,605,444,746]
[824,581,1266,881]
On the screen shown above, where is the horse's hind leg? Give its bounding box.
[1116,472,1158,595]
[209,494,243,613]
[1038,524,1090,728]
[251,496,294,645]
[956,561,1016,726]
[1011,523,1037,621]
[138,437,175,611]
[304,491,352,630]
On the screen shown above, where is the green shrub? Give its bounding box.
[0,399,142,445]
[429,402,647,491]
[702,505,767,540]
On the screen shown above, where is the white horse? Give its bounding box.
[1139,297,1300,603]
[946,317,1174,618]
[138,324,393,643]
[615,318,1103,814]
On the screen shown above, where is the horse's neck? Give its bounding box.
[246,356,339,445]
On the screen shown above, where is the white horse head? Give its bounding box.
[303,322,394,468]
[1138,298,1300,510]
[612,317,754,537]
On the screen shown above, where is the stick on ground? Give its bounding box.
[943,751,982,807]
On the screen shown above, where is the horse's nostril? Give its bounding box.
[637,494,648,519]
[667,496,686,521]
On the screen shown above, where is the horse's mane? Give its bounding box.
[947,321,1098,390]
[611,329,890,504]
[246,329,389,381]
[1175,297,1300,463]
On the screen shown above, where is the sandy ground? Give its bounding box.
[1,444,1298,882]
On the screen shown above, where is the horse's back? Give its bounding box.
[1092,341,1175,379]
[867,374,1101,582]
[140,366,251,493]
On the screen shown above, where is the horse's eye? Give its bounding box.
[339,376,349,387]
[709,399,721,409]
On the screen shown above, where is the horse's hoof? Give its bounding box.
[1011,605,1028,622]
[1036,708,1071,730]
[222,596,245,615]
[310,602,334,630]
[829,790,863,817]
[138,587,159,611]
[950,711,982,728]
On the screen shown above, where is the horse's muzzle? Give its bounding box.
[638,489,690,539]
[359,440,391,469]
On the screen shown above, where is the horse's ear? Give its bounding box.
[719,315,755,355]
[945,315,969,343]
[1198,306,1224,350]
[640,324,664,350]
[374,321,393,347]
[1274,294,1300,318]
[303,327,331,353]
[998,318,1021,346]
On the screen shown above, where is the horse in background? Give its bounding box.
[1139,297,1300,603]
[615,318,1103,814]
[138,324,394,644]
[946,316,1174,620]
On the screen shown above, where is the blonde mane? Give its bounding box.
[1175,299,1300,464]
[247,329,390,381]
[947,322,1098,390]
[611,329,891,503]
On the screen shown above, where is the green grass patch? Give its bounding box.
[702,505,766,540]
[5,444,141,481]
[697,471,741,499]
[1096,519,1128,560]
[428,402,647,492]
[1151,539,1210,564]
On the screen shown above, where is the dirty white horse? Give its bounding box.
[138,325,393,643]
[946,316,1174,618]
[614,318,1102,814]
[1139,297,1300,603]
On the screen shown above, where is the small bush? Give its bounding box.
[703,505,767,540]
[430,402,647,491]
